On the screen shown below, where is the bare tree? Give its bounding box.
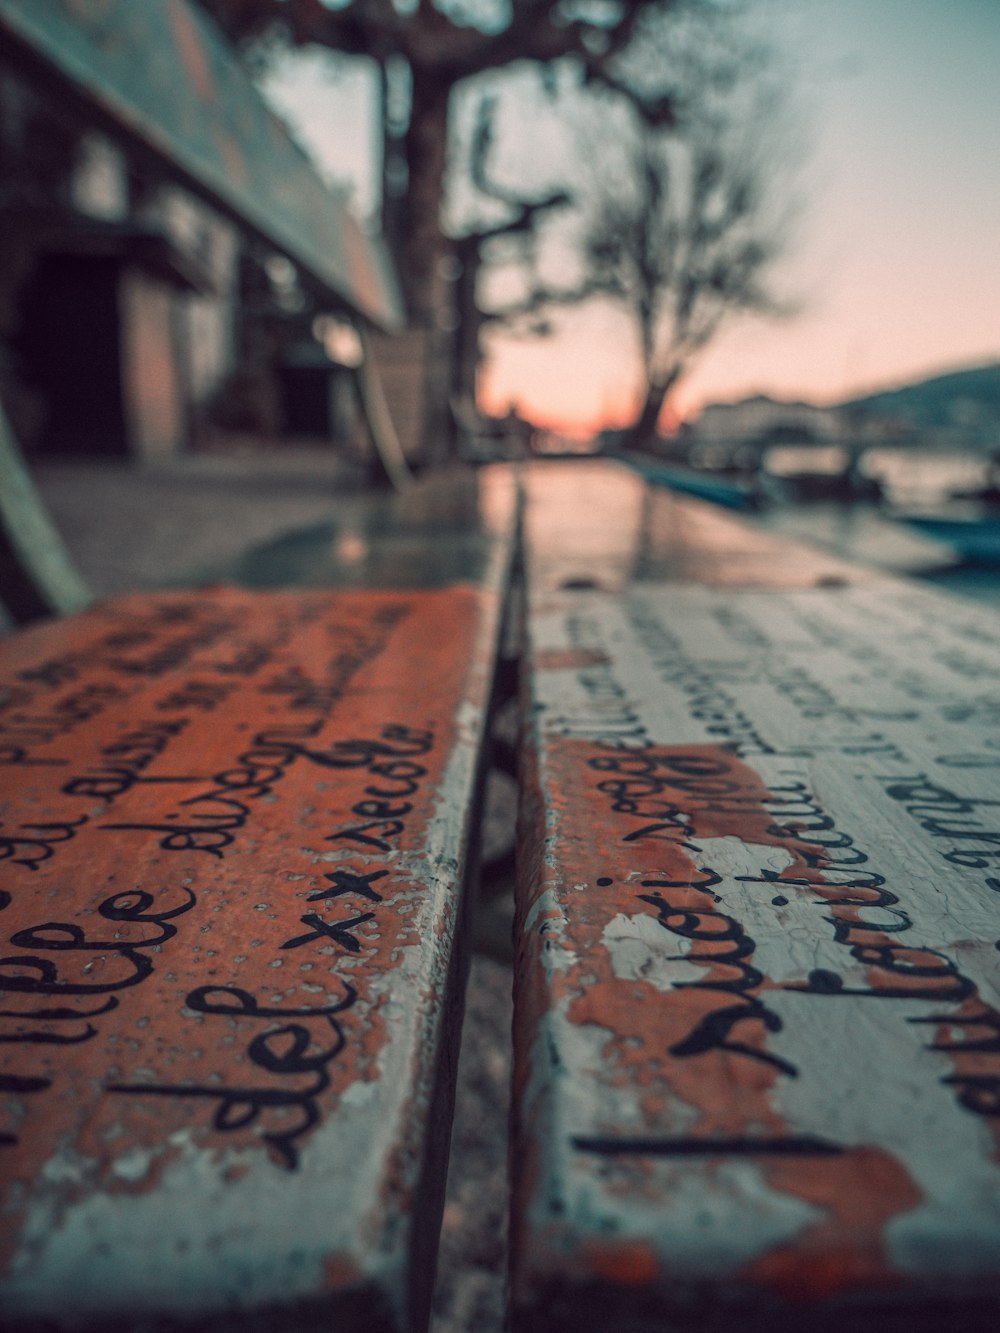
[194,1,778,459]
[449,95,572,405]
[568,13,797,447]
[196,0,688,325]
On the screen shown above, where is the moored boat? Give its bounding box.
[896,504,1000,563]
[621,452,760,510]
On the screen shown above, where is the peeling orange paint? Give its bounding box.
[323,1252,363,1289]
[582,1238,659,1286]
[515,736,950,1301]
[0,583,491,1283]
[744,1147,923,1301]
[215,127,249,189]
[168,0,215,102]
[932,998,1000,1159]
[533,742,803,1140]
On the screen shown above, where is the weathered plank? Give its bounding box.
[0,399,92,624]
[512,460,1000,1330]
[0,472,516,1330]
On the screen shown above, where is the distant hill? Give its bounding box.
[685,362,1000,453]
[841,362,1000,434]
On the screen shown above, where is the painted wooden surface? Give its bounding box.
[0,472,517,1330]
[0,0,403,330]
[512,460,1000,1330]
[0,399,92,625]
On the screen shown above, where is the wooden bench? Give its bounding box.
[0,465,518,1331]
[0,3,522,1329]
[511,458,1000,1330]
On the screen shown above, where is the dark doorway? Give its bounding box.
[280,364,334,436]
[15,253,128,456]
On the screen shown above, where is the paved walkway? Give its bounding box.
[31,447,371,593]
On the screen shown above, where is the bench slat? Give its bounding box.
[512,460,1000,1330]
[1,474,512,1331]
[0,401,93,625]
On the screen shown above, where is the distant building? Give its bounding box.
[693,395,848,448]
[0,28,364,460]
[1,63,248,459]
[691,367,1000,461]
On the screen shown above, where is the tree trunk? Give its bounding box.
[400,70,452,324]
[627,370,680,451]
[391,68,456,464]
[451,235,484,405]
[379,64,407,268]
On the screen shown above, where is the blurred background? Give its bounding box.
[3,0,998,589]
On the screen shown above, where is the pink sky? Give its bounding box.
[266,0,1000,435]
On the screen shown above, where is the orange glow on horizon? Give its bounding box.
[264,4,1000,436]
[478,365,686,440]
[477,379,614,440]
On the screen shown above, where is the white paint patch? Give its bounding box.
[683,838,847,985]
[602,912,703,991]
[533,996,825,1276]
[763,985,1000,1277]
[572,1156,824,1277]
[111,1146,159,1184]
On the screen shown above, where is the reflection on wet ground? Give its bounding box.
[35,451,986,606]
[32,454,517,595]
[524,460,877,594]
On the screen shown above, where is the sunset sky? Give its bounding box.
[266,0,1000,435]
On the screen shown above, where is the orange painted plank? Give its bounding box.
[0,568,509,1329]
[511,461,1000,1330]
